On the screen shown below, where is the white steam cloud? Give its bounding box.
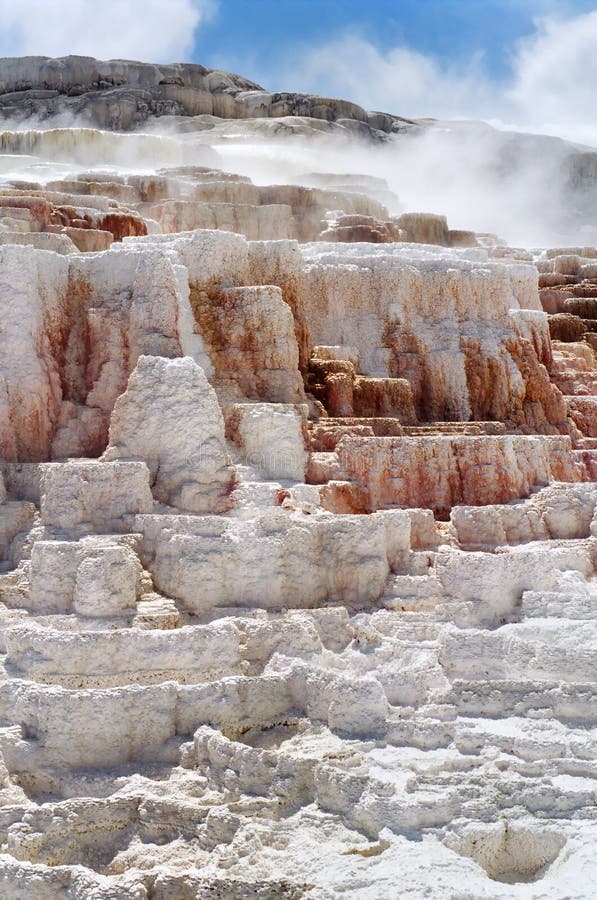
[283,10,597,147]
[506,11,597,146]
[210,124,596,248]
[0,0,218,63]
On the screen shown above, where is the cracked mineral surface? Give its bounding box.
[0,55,595,899]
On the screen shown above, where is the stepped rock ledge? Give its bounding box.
[0,55,595,899]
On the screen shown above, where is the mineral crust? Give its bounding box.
[0,55,595,900]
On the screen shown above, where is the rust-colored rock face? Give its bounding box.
[2,224,596,503]
[332,434,586,518]
[191,285,305,404]
[0,244,185,461]
[549,312,586,342]
[294,244,569,434]
[305,350,417,422]
[0,185,147,243]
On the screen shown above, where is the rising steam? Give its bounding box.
[0,112,595,248]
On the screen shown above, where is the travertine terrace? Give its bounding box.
[0,57,595,898]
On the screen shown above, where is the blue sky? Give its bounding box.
[192,0,596,89]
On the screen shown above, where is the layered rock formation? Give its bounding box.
[0,56,595,900]
[0,56,416,137]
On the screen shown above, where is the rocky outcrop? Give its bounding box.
[39,460,153,534]
[534,251,597,450]
[0,56,417,137]
[139,508,407,615]
[0,181,147,243]
[0,243,191,461]
[103,356,237,513]
[225,402,309,481]
[318,212,405,243]
[0,244,70,461]
[192,285,305,403]
[28,534,143,616]
[326,434,586,517]
[450,481,597,547]
[306,347,417,421]
[298,243,567,431]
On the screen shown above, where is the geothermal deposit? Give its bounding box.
[0,57,595,898]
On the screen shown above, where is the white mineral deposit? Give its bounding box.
[0,25,595,900]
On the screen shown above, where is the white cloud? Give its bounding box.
[282,10,597,146]
[293,34,493,121]
[0,0,217,63]
[506,11,597,145]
